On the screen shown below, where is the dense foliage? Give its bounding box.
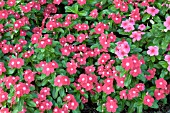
[0,0,170,113]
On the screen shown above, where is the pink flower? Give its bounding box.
[164,16,170,30]
[165,55,170,64]
[120,89,127,99]
[146,6,159,16]
[130,31,145,42]
[143,94,154,107]
[89,9,98,18]
[77,0,86,6]
[115,40,130,59]
[154,89,165,100]
[155,78,167,89]
[168,65,170,71]
[147,46,159,56]
[105,96,118,113]
[138,24,146,31]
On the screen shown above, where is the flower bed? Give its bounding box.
[0,0,170,113]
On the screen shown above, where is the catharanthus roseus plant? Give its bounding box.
[0,0,170,113]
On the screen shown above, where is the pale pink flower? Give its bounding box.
[146,6,159,16]
[147,46,159,56]
[121,19,135,32]
[138,24,146,31]
[165,55,170,64]
[167,65,170,71]
[124,25,135,32]
[115,40,130,59]
[121,20,130,29]
[164,16,170,30]
[130,31,145,42]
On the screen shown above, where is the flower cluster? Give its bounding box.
[0,0,170,112]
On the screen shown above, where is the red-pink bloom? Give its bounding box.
[0,1,5,7]
[46,21,57,30]
[105,96,118,113]
[102,84,114,94]
[3,76,20,89]
[146,6,159,16]
[130,68,141,77]
[90,9,98,18]
[127,88,139,100]
[0,108,10,113]
[15,82,30,98]
[7,0,16,6]
[24,69,35,83]
[66,34,75,43]
[135,83,145,91]
[67,100,79,110]
[0,89,8,103]
[31,34,41,44]
[85,65,95,74]
[77,33,86,43]
[0,10,8,19]
[145,68,156,80]
[66,60,77,75]
[60,46,71,56]
[109,13,122,24]
[120,89,127,99]
[54,75,70,87]
[164,16,170,30]
[97,53,110,65]
[0,62,6,75]
[155,78,167,89]
[42,63,54,76]
[122,57,133,71]
[143,94,154,107]
[53,0,62,5]
[147,46,159,56]
[8,58,24,69]
[77,0,86,6]
[20,4,32,13]
[120,3,128,12]
[40,87,50,96]
[130,8,140,21]
[115,76,124,88]
[154,89,165,100]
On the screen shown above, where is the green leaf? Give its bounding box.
[151,100,159,108]
[6,68,16,74]
[52,87,59,99]
[151,56,155,62]
[21,26,30,30]
[159,61,168,68]
[160,69,168,78]
[96,105,102,112]
[27,101,36,107]
[65,4,78,14]
[165,31,170,41]
[59,87,65,98]
[142,14,151,22]
[128,103,135,113]
[124,74,132,87]
[137,74,146,82]
[78,10,88,16]
[137,105,143,113]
